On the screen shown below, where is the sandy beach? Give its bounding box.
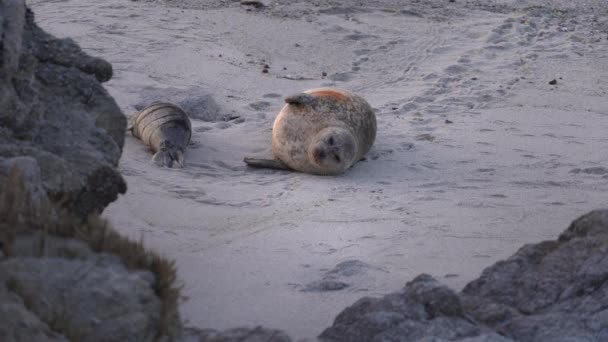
[29,0,608,339]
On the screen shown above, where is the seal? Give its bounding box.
[244,87,376,175]
[128,102,192,168]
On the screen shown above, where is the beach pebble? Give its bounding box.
[240,0,265,8]
[303,279,350,292]
[215,122,232,129]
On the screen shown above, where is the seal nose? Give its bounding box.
[313,146,326,162]
[317,149,326,160]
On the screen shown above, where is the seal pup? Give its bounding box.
[128,102,192,168]
[244,87,376,175]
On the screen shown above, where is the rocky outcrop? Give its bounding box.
[182,326,292,342]
[0,1,180,341]
[320,209,608,342]
[319,274,511,342]
[0,156,180,342]
[1,256,162,342]
[460,210,608,341]
[0,0,126,219]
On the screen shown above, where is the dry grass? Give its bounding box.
[1,164,180,341]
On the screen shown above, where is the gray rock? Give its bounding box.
[8,231,93,259]
[135,86,223,122]
[462,209,608,342]
[303,260,384,292]
[321,209,608,342]
[0,3,181,341]
[0,277,68,342]
[0,255,162,342]
[303,279,350,292]
[0,156,52,223]
[320,274,490,342]
[181,326,292,342]
[240,0,270,9]
[0,156,177,341]
[0,0,126,218]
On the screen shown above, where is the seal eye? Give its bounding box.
[318,150,326,159]
[328,137,334,146]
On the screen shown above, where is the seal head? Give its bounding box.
[308,127,357,174]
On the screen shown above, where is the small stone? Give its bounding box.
[322,71,327,77]
[445,119,453,124]
[549,79,557,85]
[415,133,435,142]
[303,279,350,292]
[262,69,269,73]
[240,0,265,8]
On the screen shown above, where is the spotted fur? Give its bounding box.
[269,87,376,175]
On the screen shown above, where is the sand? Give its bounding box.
[29,0,608,340]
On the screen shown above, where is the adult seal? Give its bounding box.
[245,87,376,175]
[128,102,192,168]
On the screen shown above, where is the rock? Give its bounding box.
[0,0,126,218]
[0,278,68,342]
[321,209,608,341]
[325,260,378,277]
[303,260,385,292]
[249,101,272,111]
[240,0,267,9]
[0,3,201,342]
[462,208,608,341]
[0,256,162,342]
[0,155,180,341]
[135,86,223,122]
[303,279,350,292]
[0,156,52,225]
[182,326,292,342]
[320,274,490,342]
[8,231,93,259]
[569,167,608,175]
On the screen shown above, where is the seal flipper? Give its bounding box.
[285,93,316,106]
[127,112,140,131]
[244,157,290,170]
[127,116,135,131]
